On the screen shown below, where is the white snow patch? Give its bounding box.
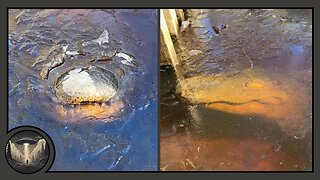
[93,29,110,45]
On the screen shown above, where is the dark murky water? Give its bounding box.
[9,9,158,171]
[160,9,312,171]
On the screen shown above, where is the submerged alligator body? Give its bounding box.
[178,68,311,139]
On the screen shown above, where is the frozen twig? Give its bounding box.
[160,165,168,171]
[243,50,253,68]
[9,82,21,95]
[185,159,196,169]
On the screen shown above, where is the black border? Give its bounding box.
[0,0,318,179]
[157,9,161,172]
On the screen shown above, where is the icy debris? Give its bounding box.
[122,144,131,154]
[81,41,92,47]
[64,45,87,56]
[65,51,80,56]
[39,45,68,79]
[182,20,190,28]
[144,103,150,110]
[116,52,138,67]
[8,38,13,51]
[94,145,111,156]
[114,155,123,166]
[116,52,133,62]
[80,149,89,161]
[273,144,281,152]
[82,29,110,46]
[93,29,110,45]
[188,50,202,56]
[26,44,40,57]
[62,45,69,52]
[180,19,190,32]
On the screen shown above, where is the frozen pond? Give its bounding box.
[160,9,312,171]
[8,9,158,171]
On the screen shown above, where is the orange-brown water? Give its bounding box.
[160,66,312,171]
[161,134,310,171]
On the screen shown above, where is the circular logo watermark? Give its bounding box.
[5,126,55,174]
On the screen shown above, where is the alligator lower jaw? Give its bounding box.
[205,100,291,120]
